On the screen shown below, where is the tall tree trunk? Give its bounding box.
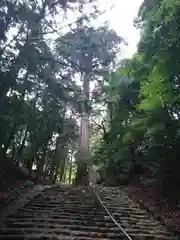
[75,72,90,185]
[69,153,73,184]
[44,151,50,176]
[2,123,16,156]
[62,163,67,183]
[36,144,48,183]
[59,157,66,182]
[11,138,17,163]
[53,163,60,184]
[18,127,28,159]
[26,139,39,178]
[50,136,62,183]
[49,159,55,183]
[53,140,68,184]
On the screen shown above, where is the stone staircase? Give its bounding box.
[0,185,177,239]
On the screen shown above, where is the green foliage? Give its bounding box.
[91,0,180,199]
[138,65,173,111]
[0,0,123,184]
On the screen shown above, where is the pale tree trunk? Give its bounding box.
[50,135,63,184]
[69,153,73,184]
[26,132,40,178]
[75,72,91,185]
[3,123,16,156]
[44,150,49,173]
[26,95,38,173]
[18,127,28,160]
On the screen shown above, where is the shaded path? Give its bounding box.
[0,185,177,239]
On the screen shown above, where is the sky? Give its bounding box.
[56,0,143,59]
[7,0,143,59]
[98,0,143,58]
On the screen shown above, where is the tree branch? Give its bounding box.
[91,119,106,134]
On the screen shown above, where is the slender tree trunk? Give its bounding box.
[11,138,16,162]
[69,153,73,184]
[27,99,44,177]
[53,156,65,184]
[44,152,50,175]
[26,139,39,178]
[53,143,68,184]
[59,157,66,182]
[53,164,59,184]
[18,127,28,158]
[50,136,62,183]
[26,157,34,177]
[53,155,61,184]
[62,164,67,183]
[49,160,55,183]
[36,144,48,183]
[108,101,113,124]
[3,123,16,156]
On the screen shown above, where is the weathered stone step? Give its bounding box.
[15,209,107,218]
[112,212,154,220]
[20,205,103,212]
[1,224,126,234]
[24,202,100,208]
[2,222,172,237]
[0,234,176,240]
[0,234,115,239]
[8,213,111,222]
[0,227,126,239]
[6,219,114,229]
[131,234,177,240]
[0,185,177,240]
[9,214,111,224]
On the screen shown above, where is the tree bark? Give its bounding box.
[36,144,48,183]
[26,138,39,178]
[49,159,55,183]
[69,153,73,184]
[50,135,62,183]
[75,72,90,185]
[59,157,66,182]
[18,127,28,159]
[2,123,16,156]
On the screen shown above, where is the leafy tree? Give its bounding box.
[92,0,180,200]
[55,23,122,184]
[0,0,101,184]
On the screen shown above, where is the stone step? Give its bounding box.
[0,185,177,240]
[4,219,116,228]
[1,222,172,237]
[0,234,112,239]
[8,213,112,222]
[0,227,126,238]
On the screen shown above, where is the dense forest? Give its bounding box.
[92,0,180,201]
[1,0,180,202]
[0,0,122,185]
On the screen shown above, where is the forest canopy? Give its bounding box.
[91,0,180,200]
